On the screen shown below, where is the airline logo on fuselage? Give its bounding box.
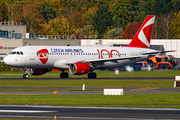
[37,49,49,64]
[51,48,84,53]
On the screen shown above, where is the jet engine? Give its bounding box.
[69,63,90,75]
[28,68,51,75]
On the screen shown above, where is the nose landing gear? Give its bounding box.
[23,73,28,79]
[23,68,29,79]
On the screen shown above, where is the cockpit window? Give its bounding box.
[11,52,16,54]
[17,52,20,55]
[9,51,24,55]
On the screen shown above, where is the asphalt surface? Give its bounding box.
[0,87,180,95]
[0,105,180,120]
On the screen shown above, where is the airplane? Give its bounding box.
[4,15,161,79]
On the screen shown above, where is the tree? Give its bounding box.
[82,7,98,24]
[151,16,161,39]
[135,0,174,24]
[103,28,123,39]
[39,1,57,23]
[76,25,98,38]
[121,22,140,39]
[171,11,180,39]
[13,2,44,33]
[134,0,154,24]
[91,5,114,38]
[0,2,8,21]
[109,0,139,27]
[160,12,174,39]
[39,22,57,35]
[172,0,180,12]
[67,10,86,29]
[21,2,44,33]
[48,14,76,36]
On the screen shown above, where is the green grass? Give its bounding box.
[0,94,180,108]
[0,80,175,88]
[0,70,180,78]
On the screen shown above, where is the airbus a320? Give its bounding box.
[4,15,162,79]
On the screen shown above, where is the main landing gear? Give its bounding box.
[60,71,69,78]
[87,72,97,78]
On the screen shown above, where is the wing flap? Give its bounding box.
[143,50,176,55]
[66,55,148,64]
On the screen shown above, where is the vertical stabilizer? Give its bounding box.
[126,15,155,48]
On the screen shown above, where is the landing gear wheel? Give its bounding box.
[60,72,69,78]
[23,74,28,79]
[88,72,97,78]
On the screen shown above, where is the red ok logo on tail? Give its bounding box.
[126,15,155,48]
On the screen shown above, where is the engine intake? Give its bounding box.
[69,63,90,75]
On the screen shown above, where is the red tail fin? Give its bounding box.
[126,15,155,48]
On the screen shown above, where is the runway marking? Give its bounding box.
[0,115,154,120]
[0,110,56,113]
[130,87,158,91]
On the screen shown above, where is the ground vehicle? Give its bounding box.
[125,61,151,71]
[147,55,178,69]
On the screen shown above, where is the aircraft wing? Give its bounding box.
[66,55,148,64]
[142,50,176,55]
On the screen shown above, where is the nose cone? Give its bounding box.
[3,56,11,65]
[4,55,25,67]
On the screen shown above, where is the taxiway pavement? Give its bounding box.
[0,105,180,120]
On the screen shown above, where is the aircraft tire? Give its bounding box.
[64,72,69,78]
[60,72,69,78]
[88,72,97,78]
[23,74,28,79]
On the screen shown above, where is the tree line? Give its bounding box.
[0,0,180,39]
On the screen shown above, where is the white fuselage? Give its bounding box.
[4,46,157,70]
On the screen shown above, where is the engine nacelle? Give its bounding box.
[28,68,51,75]
[69,63,90,75]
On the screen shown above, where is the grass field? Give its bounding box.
[0,80,175,89]
[0,70,180,108]
[0,69,180,78]
[0,94,180,108]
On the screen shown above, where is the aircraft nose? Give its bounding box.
[3,56,11,65]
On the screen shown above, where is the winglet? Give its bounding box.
[126,15,155,48]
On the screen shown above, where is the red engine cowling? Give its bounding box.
[28,68,51,75]
[69,63,90,75]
